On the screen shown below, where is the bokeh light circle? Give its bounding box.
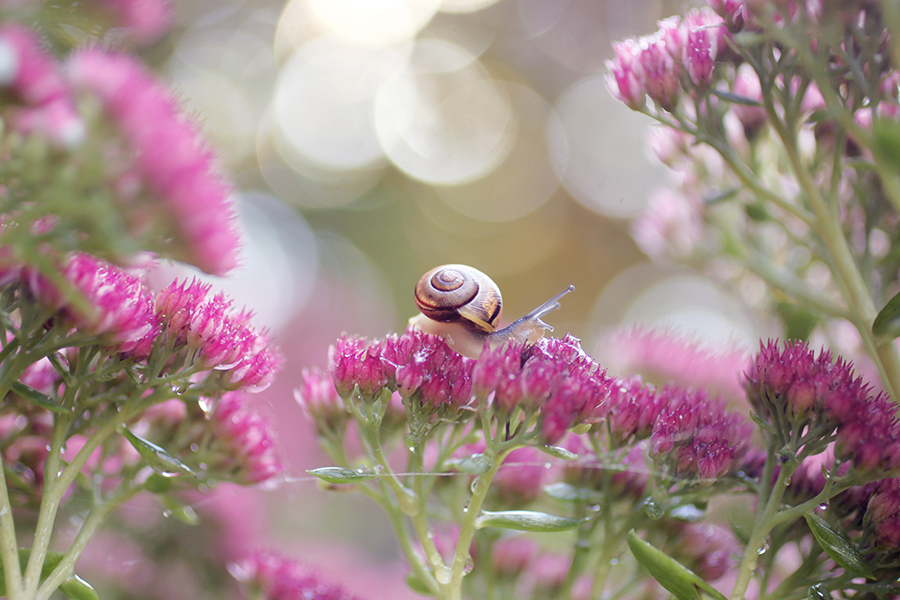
[434,82,564,222]
[273,36,408,171]
[374,39,515,185]
[307,0,442,46]
[552,74,665,218]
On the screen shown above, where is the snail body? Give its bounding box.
[409,264,574,358]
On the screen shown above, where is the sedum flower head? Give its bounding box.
[650,385,752,481]
[67,49,241,276]
[233,551,361,600]
[155,278,281,391]
[295,367,348,437]
[29,253,160,358]
[745,340,875,437]
[207,392,283,486]
[865,478,900,552]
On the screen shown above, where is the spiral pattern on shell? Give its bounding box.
[414,265,501,330]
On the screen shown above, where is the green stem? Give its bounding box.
[761,75,900,402]
[445,447,512,600]
[730,459,794,600]
[35,483,141,600]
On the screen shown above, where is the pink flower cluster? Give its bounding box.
[0,22,240,275]
[866,478,900,552]
[746,340,900,477]
[474,335,614,443]
[18,255,280,391]
[28,252,159,358]
[67,50,241,276]
[606,8,725,110]
[649,385,753,480]
[0,24,83,146]
[207,392,283,485]
[233,551,361,600]
[331,328,475,410]
[156,278,281,390]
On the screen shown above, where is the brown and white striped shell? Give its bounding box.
[413,264,501,332]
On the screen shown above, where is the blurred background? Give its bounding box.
[95,0,770,596]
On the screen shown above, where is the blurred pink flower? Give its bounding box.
[233,551,362,600]
[67,49,241,276]
[89,0,174,45]
[597,326,749,402]
[605,38,646,110]
[208,391,284,486]
[0,24,83,145]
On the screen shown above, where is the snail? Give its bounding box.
[409,264,575,359]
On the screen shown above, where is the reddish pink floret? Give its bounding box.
[67,50,241,276]
[29,253,160,358]
[210,392,283,485]
[234,551,361,600]
[650,385,752,480]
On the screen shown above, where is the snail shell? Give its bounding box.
[410,264,575,358]
[414,264,501,332]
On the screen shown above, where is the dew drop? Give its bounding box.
[610,558,619,566]
[464,556,474,575]
[544,462,552,469]
[818,502,828,511]
[162,510,172,518]
[757,539,770,555]
[588,504,601,513]
[426,530,435,539]
[434,565,452,585]
[644,499,664,520]
[470,477,480,494]
[783,477,791,486]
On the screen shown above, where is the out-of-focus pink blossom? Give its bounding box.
[732,64,766,134]
[233,551,362,600]
[598,326,749,402]
[683,9,724,88]
[67,50,241,276]
[0,24,83,146]
[866,478,900,551]
[638,35,680,111]
[295,367,348,436]
[631,188,705,260]
[208,392,283,486]
[605,38,646,110]
[89,0,174,46]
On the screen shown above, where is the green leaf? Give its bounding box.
[475,510,586,532]
[160,496,200,525]
[804,513,875,579]
[59,575,99,600]
[307,466,379,484]
[405,572,432,595]
[709,88,763,106]
[120,427,194,477]
[144,472,173,494]
[448,453,492,475]
[873,289,900,342]
[872,118,900,171]
[9,382,66,413]
[543,482,604,504]
[538,445,578,460]
[627,530,727,600]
